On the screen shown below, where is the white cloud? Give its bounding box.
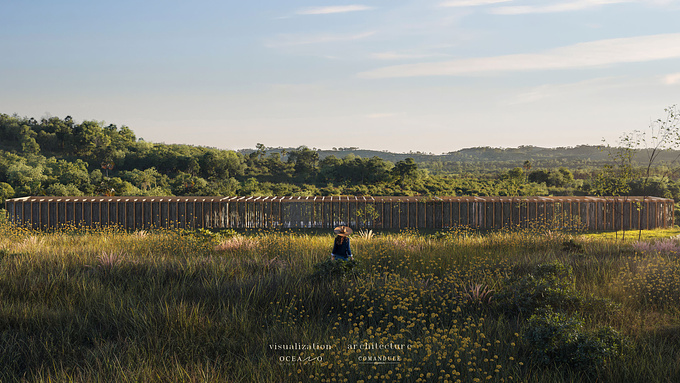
[492,0,632,14]
[506,77,623,105]
[440,0,512,6]
[358,33,680,78]
[296,5,374,15]
[371,52,451,60]
[267,31,376,47]
[664,72,680,85]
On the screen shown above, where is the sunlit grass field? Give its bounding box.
[1,220,679,382]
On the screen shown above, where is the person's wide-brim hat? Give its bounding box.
[333,226,353,236]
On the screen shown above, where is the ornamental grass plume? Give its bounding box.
[97,250,124,271]
[214,235,259,252]
[357,229,375,240]
[463,283,494,305]
[13,235,45,252]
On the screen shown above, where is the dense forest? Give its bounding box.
[2,113,680,203]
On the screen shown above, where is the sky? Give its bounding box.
[1,0,679,154]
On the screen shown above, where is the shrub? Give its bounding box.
[191,228,238,249]
[309,258,359,282]
[618,256,680,311]
[562,239,584,253]
[494,262,582,315]
[523,309,627,371]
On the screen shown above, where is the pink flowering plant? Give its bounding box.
[632,238,680,256]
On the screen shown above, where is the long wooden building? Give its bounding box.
[4,195,674,231]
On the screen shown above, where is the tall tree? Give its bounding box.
[287,146,319,181]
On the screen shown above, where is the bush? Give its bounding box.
[309,258,359,282]
[494,262,582,315]
[0,182,14,203]
[188,227,238,250]
[523,309,627,371]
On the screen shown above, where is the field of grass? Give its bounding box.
[1,222,679,382]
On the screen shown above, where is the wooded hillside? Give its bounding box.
[2,113,680,203]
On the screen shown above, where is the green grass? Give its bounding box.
[583,227,680,241]
[1,224,679,382]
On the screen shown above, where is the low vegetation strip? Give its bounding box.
[0,222,679,382]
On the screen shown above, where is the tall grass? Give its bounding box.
[0,222,679,382]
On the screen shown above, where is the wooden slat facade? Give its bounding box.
[4,196,675,231]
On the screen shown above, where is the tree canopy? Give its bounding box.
[2,112,680,203]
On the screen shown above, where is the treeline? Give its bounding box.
[248,144,680,175]
[1,113,680,203]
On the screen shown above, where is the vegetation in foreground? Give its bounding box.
[1,223,680,382]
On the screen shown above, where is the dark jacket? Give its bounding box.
[332,237,352,258]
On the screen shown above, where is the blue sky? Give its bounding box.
[1,0,679,153]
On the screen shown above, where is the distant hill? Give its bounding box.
[240,145,666,171]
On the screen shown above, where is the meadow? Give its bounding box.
[0,220,679,382]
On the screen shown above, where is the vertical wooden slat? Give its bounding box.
[9,200,16,226]
[125,200,133,229]
[485,200,494,229]
[39,200,48,230]
[152,200,160,229]
[495,200,504,230]
[90,200,99,229]
[74,200,82,228]
[57,200,65,228]
[450,200,458,228]
[141,200,150,229]
[178,200,187,229]
[83,200,91,228]
[185,199,195,229]
[30,201,39,229]
[160,199,168,228]
[118,200,125,229]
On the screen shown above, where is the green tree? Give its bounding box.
[98,177,140,196]
[500,167,525,196]
[45,158,91,190]
[199,150,245,179]
[597,127,642,240]
[263,152,294,181]
[121,167,162,191]
[0,182,14,203]
[55,116,75,151]
[19,125,40,154]
[45,183,84,196]
[287,146,319,181]
[72,120,102,156]
[615,105,680,239]
[7,162,47,196]
[392,158,421,188]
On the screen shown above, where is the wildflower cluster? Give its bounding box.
[617,254,680,311]
[311,270,519,382]
[266,231,520,383]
